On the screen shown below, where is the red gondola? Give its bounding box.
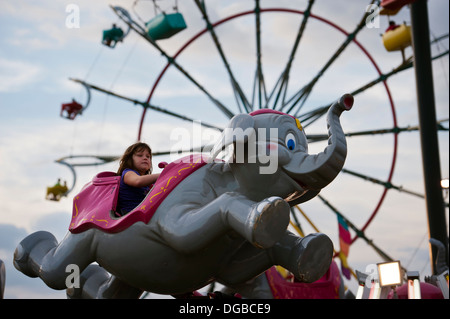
[60,81,91,120]
[380,0,417,15]
[60,99,83,120]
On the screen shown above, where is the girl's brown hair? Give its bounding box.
[117,142,153,176]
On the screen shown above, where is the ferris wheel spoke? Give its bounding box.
[295,48,449,127]
[144,105,223,131]
[251,65,268,110]
[304,127,397,144]
[270,0,315,111]
[343,120,449,136]
[70,78,222,131]
[111,6,235,119]
[306,120,447,144]
[283,0,377,116]
[194,0,252,113]
[316,195,400,264]
[252,0,268,110]
[297,104,329,128]
[342,168,425,199]
[292,26,447,122]
[56,155,119,167]
[153,144,214,157]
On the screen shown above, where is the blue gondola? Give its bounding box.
[145,12,187,41]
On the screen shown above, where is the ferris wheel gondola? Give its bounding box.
[101,7,132,48]
[46,155,119,202]
[60,81,91,120]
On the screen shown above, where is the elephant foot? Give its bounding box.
[13,231,58,278]
[291,233,333,283]
[67,264,110,299]
[67,264,143,299]
[247,197,290,249]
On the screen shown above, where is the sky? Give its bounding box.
[0,0,448,299]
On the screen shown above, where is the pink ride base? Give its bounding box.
[265,261,342,299]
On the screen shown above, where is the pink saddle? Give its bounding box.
[69,154,208,234]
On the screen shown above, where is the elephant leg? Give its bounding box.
[14,230,96,290]
[221,273,274,299]
[161,192,290,253]
[13,231,58,278]
[268,231,334,283]
[225,194,291,249]
[217,231,333,286]
[67,264,143,299]
[98,275,144,299]
[216,240,275,286]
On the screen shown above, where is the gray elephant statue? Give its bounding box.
[13,94,353,298]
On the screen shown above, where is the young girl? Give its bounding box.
[116,142,160,216]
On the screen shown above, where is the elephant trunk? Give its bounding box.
[284,94,353,190]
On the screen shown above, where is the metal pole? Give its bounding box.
[410,0,448,274]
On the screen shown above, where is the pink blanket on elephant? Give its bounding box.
[69,154,208,234]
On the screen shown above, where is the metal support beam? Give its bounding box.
[410,0,448,274]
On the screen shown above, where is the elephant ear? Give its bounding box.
[210,114,255,161]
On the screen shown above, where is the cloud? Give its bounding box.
[0,224,28,255]
[31,212,72,242]
[0,224,66,299]
[0,58,42,92]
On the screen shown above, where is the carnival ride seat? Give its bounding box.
[61,99,83,120]
[46,182,69,201]
[71,171,121,225]
[380,0,416,14]
[145,12,187,41]
[265,261,342,299]
[69,155,206,234]
[382,23,412,52]
[102,25,125,48]
[388,282,444,299]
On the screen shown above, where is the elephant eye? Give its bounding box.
[285,133,296,150]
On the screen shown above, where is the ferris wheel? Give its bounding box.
[53,0,448,293]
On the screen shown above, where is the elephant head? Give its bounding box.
[277,94,353,191]
[210,94,353,203]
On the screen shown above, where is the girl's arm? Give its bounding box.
[123,170,160,188]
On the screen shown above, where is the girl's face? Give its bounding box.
[132,148,152,174]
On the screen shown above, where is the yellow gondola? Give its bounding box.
[46,179,68,201]
[382,23,412,52]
